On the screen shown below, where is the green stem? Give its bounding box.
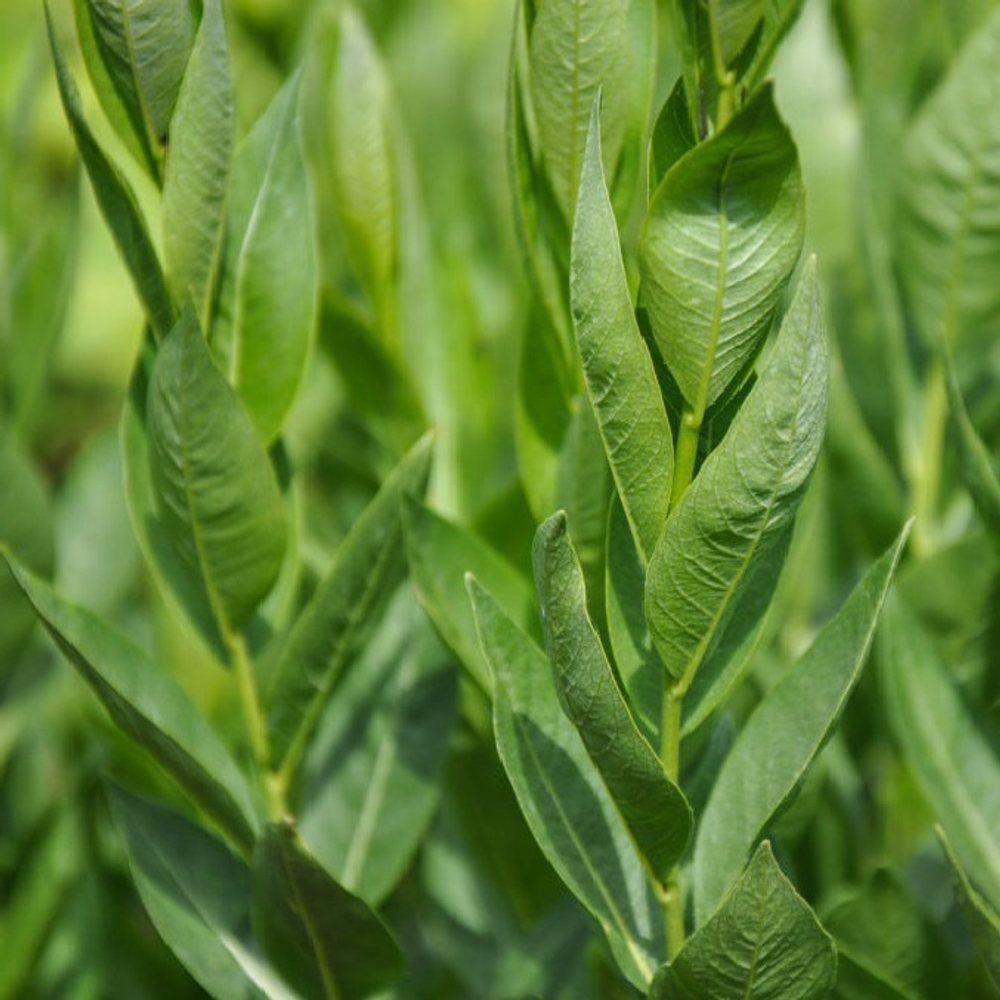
[910,357,946,557]
[671,406,701,509]
[661,684,684,958]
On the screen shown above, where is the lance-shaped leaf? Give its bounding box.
[712,0,765,66]
[528,0,631,221]
[110,789,293,1000]
[211,73,316,444]
[742,0,807,91]
[639,83,804,411]
[252,821,403,1000]
[692,525,909,923]
[571,101,673,562]
[146,311,286,637]
[881,595,1000,914]
[3,557,259,853]
[45,5,173,338]
[162,0,232,326]
[651,842,836,999]
[896,7,1000,349]
[645,262,827,686]
[266,433,434,775]
[468,578,662,990]
[533,513,692,888]
[83,0,195,178]
[650,77,697,192]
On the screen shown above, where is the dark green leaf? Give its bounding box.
[252,820,403,1000]
[651,842,836,999]
[692,525,909,922]
[639,84,804,410]
[649,77,697,192]
[713,0,765,66]
[533,512,692,888]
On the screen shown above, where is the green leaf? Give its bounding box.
[147,310,286,637]
[533,512,692,888]
[468,578,662,990]
[742,0,807,91]
[211,72,316,444]
[45,4,174,338]
[571,100,674,562]
[880,594,1000,914]
[298,588,456,906]
[266,432,434,776]
[528,0,631,221]
[639,83,804,411]
[651,842,836,999]
[252,820,403,1000]
[692,525,909,923]
[896,6,1000,350]
[649,77,697,193]
[2,557,259,853]
[644,262,827,686]
[109,788,291,1000]
[0,438,55,666]
[85,0,195,176]
[403,494,537,696]
[713,0,765,66]
[162,0,233,327]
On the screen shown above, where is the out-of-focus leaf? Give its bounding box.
[639,84,804,411]
[110,788,291,1000]
[533,512,692,888]
[571,102,673,561]
[651,842,836,999]
[881,594,1000,914]
[252,821,403,999]
[211,72,316,444]
[692,525,909,923]
[147,310,286,636]
[162,0,232,327]
[3,557,259,853]
[468,578,662,991]
[645,263,826,688]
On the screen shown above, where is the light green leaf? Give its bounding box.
[0,438,55,666]
[45,5,174,338]
[881,594,1000,914]
[639,83,804,411]
[403,494,537,696]
[528,0,631,221]
[533,512,692,888]
[211,72,316,444]
[298,588,456,906]
[252,821,403,1000]
[147,310,286,637]
[571,101,674,562]
[896,6,1000,350]
[712,0,765,66]
[692,525,909,923]
[645,262,827,686]
[3,557,259,852]
[110,788,292,1000]
[266,432,434,776]
[162,0,232,327]
[651,842,836,999]
[468,578,662,990]
[742,0,807,90]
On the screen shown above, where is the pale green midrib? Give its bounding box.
[341,731,395,891]
[742,889,765,999]
[115,0,160,156]
[511,706,654,982]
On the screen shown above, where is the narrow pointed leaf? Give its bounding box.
[252,821,403,1000]
[3,557,259,852]
[212,73,316,443]
[881,595,1000,914]
[571,101,673,561]
[266,433,434,773]
[742,0,807,89]
[649,76,697,192]
[110,789,292,1000]
[713,0,765,66]
[534,512,692,887]
[468,578,662,990]
[639,84,804,410]
[147,311,286,636]
[896,7,1000,349]
[652,842,836,999]
[645,262,827,685]
[45,5,173,337]
[692,525,909,923]
[162,0,232,325]
[528,0,631,221]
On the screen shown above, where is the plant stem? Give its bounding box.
[910,356,946,556]
[661,684,684,958]
[671,406,701,508]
